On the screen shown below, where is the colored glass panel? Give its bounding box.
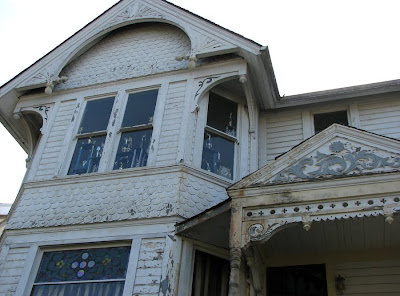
[35,246,130,283]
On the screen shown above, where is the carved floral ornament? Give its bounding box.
[244,195,400,245]
[269,141,400,184]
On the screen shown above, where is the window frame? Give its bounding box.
[195,91,245,181]
[312,109,349,134]
[29,241,133,296]
[64,85,162,176]
[65,94,117,176]
[109,87,160,171]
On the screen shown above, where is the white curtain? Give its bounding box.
[31,282,124,296]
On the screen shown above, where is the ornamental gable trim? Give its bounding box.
[231,124,400,189]
[2,0,258,93]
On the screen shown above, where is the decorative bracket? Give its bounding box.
[14,104,53,134]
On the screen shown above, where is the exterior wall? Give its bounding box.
[358,96,400,140]
[0,246,30,296]
[259,96,400,166]
[335,260,400,295]
[155,80,187,166]
[58,23,191,90]
[7,167,229,230]
[34,99,77,181]
[261,110,304,163]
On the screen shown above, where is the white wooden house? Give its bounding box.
[0,0,399,295]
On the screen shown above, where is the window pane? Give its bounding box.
[68,136,106,175]
[202,131,234,179]
[121,89,158,128]
[113,130,152,170]
[314,111,348,134]
[32,281,124,296]
[35,246,130,283]
[207,93,237,137]
[79,97,114,134]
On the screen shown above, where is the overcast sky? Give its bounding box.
[1,0,400,204]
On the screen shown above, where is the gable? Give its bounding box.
[57,23,191,90]
[10,0,258,92]
[232,124,400,189]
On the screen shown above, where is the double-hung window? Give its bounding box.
[201,93,238,180]
[68,97,115,175]
[31,246,131,296]
[113,89,158,170]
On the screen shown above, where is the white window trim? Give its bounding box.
[61,83,167,176]
[177,239,229,296]
[62,93,118,176]
[22,240,138,296]
[194,91,247,182]
[302,104,360,139]
[106,85,164,171]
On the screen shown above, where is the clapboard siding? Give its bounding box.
[264,111,304,162]
[34,100,76,180]
[358,98,400,139]
[133,238,165,296]
[336,260,400,295]
[0,247,30,295]
[156,81,186,166]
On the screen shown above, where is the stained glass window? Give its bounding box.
[31,246,130,296]
[201,93,237,180]
[113,89,158,170]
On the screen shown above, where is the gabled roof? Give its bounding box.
[230,124,400,190]
[0,0,279,152]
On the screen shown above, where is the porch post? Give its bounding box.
[228,201,243,296]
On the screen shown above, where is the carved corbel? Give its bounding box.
[14,104,52,135]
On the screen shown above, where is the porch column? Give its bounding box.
[228,200,243,296]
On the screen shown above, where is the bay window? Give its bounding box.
[67,88,159,175]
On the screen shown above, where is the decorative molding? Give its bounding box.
[243,195,400,246]
[106,4,165,28]
[191,35,224,56]
[194,76,221,100]
[272,140,400,184]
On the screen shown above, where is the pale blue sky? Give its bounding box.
[1,0,400,203]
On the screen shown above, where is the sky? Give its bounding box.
[1,0,400,204]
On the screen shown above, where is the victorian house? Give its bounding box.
[0,0,399,295]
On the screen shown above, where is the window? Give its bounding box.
[314,110,348,134]
[267,264,328,296]
[113,89,158,170]
[191,250,229,296]
[68,97,115,175]
[31,246,131,296]
[201,93,237,179]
